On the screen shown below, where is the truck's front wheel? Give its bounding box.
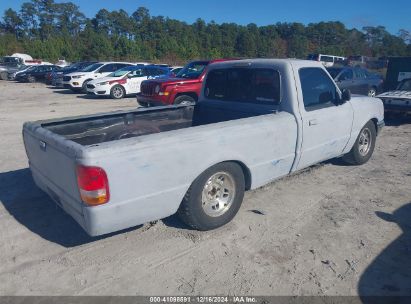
[343,121,376,165]
[178,162,245,230]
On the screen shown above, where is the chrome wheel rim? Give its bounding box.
[368,89,376,97]
[113,87,123,98]
[358,128,372,156]
[201,172,236,217]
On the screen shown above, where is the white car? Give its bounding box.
[62,62,133,92]
[86,65,170,99]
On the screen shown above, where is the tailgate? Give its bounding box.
[23,122,84,217]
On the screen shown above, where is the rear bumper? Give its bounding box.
[30,163,184,236]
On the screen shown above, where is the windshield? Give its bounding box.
[15,65,29,71]
[398,79,411,91]
[21,66,37,73]
[327,68,343,79]
[175,61,208,79]
[80,63,103,72]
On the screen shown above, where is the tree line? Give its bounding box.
[1,0,410,64]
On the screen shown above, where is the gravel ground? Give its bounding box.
[0,81,410,296]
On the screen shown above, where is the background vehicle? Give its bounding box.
[0,54,51,79]
[137,59,232,106]
[55,59,70,67]
[87,65,169,99]
[0,54,34,79]
[62,62,133,92]
[347,55,369,67]
[15,65,61,83]
[377,78,411,114]
[307,53,346,67]
[51,61,97,87]
[327,66,384,97]
[23,59,384,236]
[5,65,31,80]
[385,57,411,91]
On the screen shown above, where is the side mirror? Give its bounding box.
[341,89,351,102]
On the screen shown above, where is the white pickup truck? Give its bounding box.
[23,59,384,236]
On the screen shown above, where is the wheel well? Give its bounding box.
[370,118,378,131]
[83,79,92,85]
[229,160,252,191]
[175,92,198,102]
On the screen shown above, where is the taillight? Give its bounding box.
[76,165,110,206]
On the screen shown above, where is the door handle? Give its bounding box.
[309,119,318,126]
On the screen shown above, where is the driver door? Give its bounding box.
[296,67,354,170]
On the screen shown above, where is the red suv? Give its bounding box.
[137,59,233,106]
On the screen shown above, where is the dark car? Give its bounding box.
[50,61,97,87]
[15,65,61,83]
[327,67,384,97]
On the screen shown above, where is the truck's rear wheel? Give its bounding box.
[178,162,245,230]
[174,95,196,105]
[343,121,376,165]
[110,85,125,99]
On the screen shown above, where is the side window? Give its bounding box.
[354,69,365,79]
[117,64,129,70]
[339,69,353,81]
[98,64,114,73]
[156,68,166,75]
[130,69,144,78]
[205,68,281,105]
[299,68,338,111]
[144,68,153,77]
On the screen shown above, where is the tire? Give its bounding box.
[81,79,91,93]
[343,121,376,165]
[174,95,196,105]
[27,75,36,83]
[367,87,377,97]
[178,162,245,230]
[110,85,125,99]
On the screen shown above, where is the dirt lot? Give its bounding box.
[0,81,410,297]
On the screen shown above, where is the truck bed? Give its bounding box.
[42,102,278,146]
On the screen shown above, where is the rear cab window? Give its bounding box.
[204,68,281,105]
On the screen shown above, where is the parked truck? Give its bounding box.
[137,59,230,106]
[22,59,384,236]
